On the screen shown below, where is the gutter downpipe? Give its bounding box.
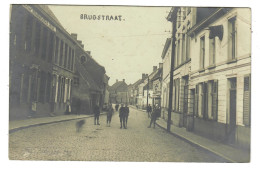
[167,8,178,132]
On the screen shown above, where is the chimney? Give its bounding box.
[81,44,84,49]
[142,73,146,80]
[71,33,77,40]
[77,40,82,44]
[153,66,158,72]
[159,63,163,68]
[123,79,125,82]
[116,79,118,82]
[86,51,91,55]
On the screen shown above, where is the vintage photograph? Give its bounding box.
[9,5,251,162]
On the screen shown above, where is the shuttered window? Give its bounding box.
[212,80,218,121]
[243,76,251,126]
[194,84,199,117]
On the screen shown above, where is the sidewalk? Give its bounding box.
[9,113,106,134]
[130,105,250,163]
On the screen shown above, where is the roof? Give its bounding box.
[109,81,128,92]
[161,38,172,59]
[187,8,232,36]
[151,68,163,81]
[143,68,161,90]
[74,55,103,92]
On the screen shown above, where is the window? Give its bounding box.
[186,35,190,60]
[48,32,54,63]
[243,76,251,126]
[182,34,186,63]
[209,37,216,66]
[228,17,236,60]
[64,43,68,68]
[25,15,33,52]
[177,39,180,66]
[41,27,48,60]
[207,80,218,120]
[177,9,181,28]
[59,40,64,66]
[71,49,75,71]
[200,36,205,69]
[174,79,180,112]
[182,8,186,20]
[54,37,59,64]
[35,22,41,55]
[68,47,72,70]
[39,71,46,103]
[81,56,86,64]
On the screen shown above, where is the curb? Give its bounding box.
[131,106,235,163]
[155,122,235,163]
[9,113,107,134]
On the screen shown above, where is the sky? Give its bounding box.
[48,5,172,86]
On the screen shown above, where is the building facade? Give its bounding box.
[10,5,75,119]
[108,79,128,104]
[164,7,251,149]
[10,5,108,120]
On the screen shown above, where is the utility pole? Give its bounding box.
[146,76,149,109]
[167,8,178,132]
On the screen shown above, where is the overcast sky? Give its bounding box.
[48,5,172,85]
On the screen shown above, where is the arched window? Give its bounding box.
[80,56,86,64]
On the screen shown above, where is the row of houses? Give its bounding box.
[128,7,251,150]
[9,5,109,120]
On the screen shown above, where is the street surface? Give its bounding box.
[9,107,227,162]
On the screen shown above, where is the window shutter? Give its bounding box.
[243,76,251,126]
[212,80,218,121]
[203,82,208,120]
[194,84,199,117]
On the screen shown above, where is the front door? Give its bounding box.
[228,78,237,144]
[183,84,189,127]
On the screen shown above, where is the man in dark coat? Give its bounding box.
[125,104,129,128]
[93,104,100,125]
[147,104,152,118]
[115,103,119,111]
[107,104,114,127]
[148,104,161,128]
[119,104,126,129]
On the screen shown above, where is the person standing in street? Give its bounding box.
[125,104,129,128]
[148,104,161,128]
[115,103,119,111]
[119,104,126,129]
[107,104,114,127]
[147,104,152,118]
[93,104,100,125]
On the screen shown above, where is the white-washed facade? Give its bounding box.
[188,8,251,148]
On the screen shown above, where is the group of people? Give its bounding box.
[93,103,114,127]
[93,102,160,129]
[93,103,129,129]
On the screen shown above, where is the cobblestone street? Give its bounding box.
[9,108,227,162]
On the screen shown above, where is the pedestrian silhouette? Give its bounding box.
[119,104,126,129]
[148,104,161,128]
[125,104,129,128]
[93,104,100,125]
[76,119,85,132]
[107,104,114,127]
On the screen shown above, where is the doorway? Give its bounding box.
[227,78,237,144]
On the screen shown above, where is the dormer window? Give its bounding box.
[80,56,86,64]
